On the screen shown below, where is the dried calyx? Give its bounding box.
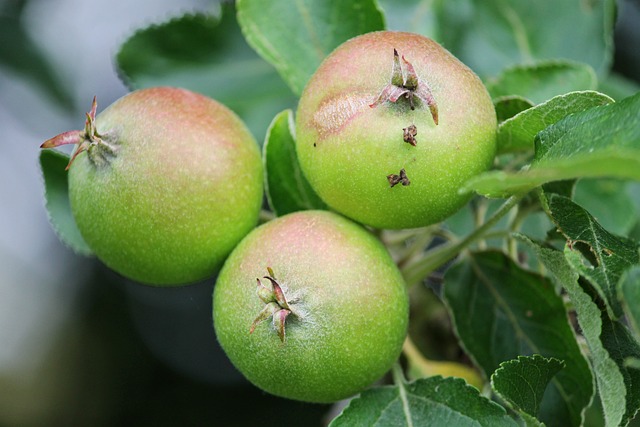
[250,267,296,343]
[370,49,439,125]
[403,124,417,146]
[387,168,410,187]
[40,96,119,170]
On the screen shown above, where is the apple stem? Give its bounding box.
[401,194,525,287]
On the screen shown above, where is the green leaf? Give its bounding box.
[599,313,640,426]
[237,0,385,96]
[619,266,640,338]
[521,238,629,427]
[491,355,566,427]
[263,110,327,215]
[546,194,639,318]
[497,91,613,154]
[444,251,593,427]
[39,150,92,256]
[116,7,296,141]
[487,61,598,105]
[573,178,638,236]
[329,376,517,427]
[465,92,640,197]
[534,92,640,162]
[494,96,535,123]
[435,0,615,79]
[599,73,640,101]
[0,13,73,109]
[378,0,437,37]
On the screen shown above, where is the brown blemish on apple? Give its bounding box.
[403,124,417,146]
[387,168,410,187]
[312,92,370,138]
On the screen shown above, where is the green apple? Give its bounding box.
[43,87,263,285]
[213,210,409,403]
[296,31,497,229]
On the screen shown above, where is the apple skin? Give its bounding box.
[296,31,497,229]
[68,87,263,286]
[213,210,409,403]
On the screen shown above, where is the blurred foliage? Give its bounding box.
[0,0,73,109]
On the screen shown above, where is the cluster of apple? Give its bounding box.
[41,31,496,402]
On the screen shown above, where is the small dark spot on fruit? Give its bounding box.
[403,124,417,146]
[313,143,317,147]
[387,168,410,187]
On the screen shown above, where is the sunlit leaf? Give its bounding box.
[496,91,613,154]
[465,92,640,197]
[237,0,384,95]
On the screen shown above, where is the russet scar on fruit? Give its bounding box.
[370,49,439,125]
[250,267,294,343]
[312,93,370,138]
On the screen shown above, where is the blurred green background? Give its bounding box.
[0,0,638,426]
[0,0,331,425]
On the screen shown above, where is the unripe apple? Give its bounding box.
[296,31,497,229]
[43,87,263,285]
[213,210,409,403]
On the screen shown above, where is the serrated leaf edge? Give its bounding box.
[488,59,599,100]
[39,149,93,256]
[491,354,565,420]
[115,9,224,90]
